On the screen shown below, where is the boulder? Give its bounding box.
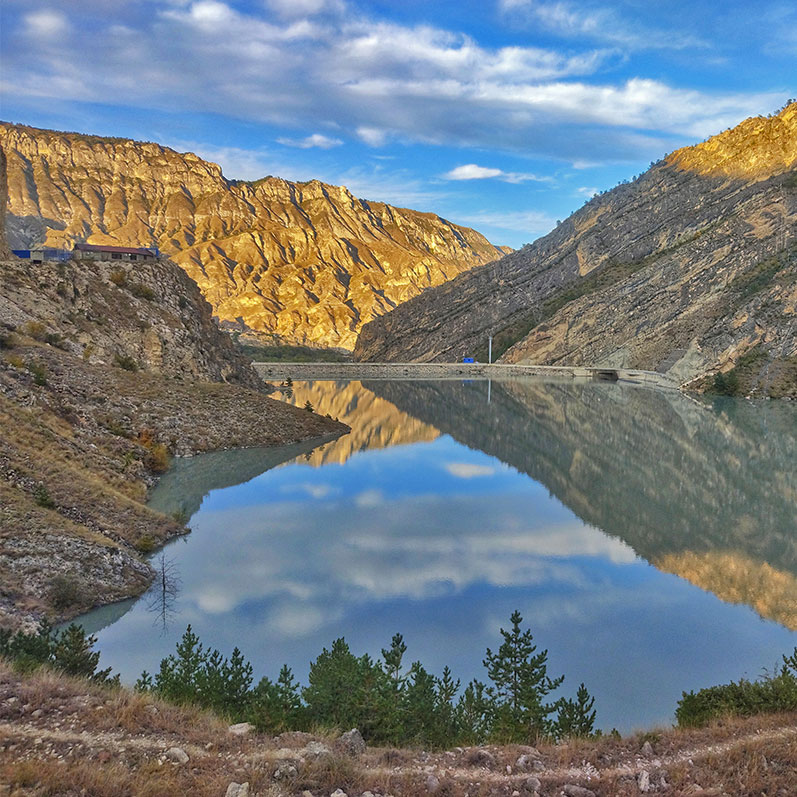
[165,747,189,765]
[228,722,254,736]
[337,728,366,756]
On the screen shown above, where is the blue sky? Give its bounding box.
[0,0,794,247]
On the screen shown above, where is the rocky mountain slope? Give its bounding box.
[355,104,797,396]
[0,123,505,350]
[0,249,347,628]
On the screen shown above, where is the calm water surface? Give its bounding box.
[78,379,797,732]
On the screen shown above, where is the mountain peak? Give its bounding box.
[666,101,797,178]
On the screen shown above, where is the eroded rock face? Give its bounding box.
[0,123,504,350]
[0,146,12,260]
[355,104,797,394]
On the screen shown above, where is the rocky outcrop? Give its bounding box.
[0,253,260,388]
[0,244,349,627]
[0,123,504,350]
[355,104,797,396]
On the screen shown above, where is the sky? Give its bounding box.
[0,0,794,248]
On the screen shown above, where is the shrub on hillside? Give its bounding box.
[130,282,155,301]
[114,353,139,372]
[677,649,797,727]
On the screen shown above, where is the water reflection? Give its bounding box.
[366,379,797,628]
[79,379,797,732]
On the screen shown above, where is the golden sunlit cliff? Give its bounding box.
[0,123,505,350]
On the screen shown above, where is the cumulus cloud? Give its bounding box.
[277,133,343,149]
[356,127,389,147]
[443,164,549,183]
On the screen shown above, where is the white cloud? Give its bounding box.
[500,0,706,51]
[444,164,502,180]
[24,9,69,37]
[576,186,599,198]
[277,133,343,149]
[3,2,777,162]
[445,463,497,478]
[356,127,388,147]
[266,0,344,18]
[444,163,549,183]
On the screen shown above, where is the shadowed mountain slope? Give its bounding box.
[355,104,797,396]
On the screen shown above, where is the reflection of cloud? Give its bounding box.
[197,587,237,614]
[446,462,496,479]
[280,482,334,499]
[176,493,637,633]
[355,489,384,508]
[269,604,332,637]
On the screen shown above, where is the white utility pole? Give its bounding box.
[488,335,493,364]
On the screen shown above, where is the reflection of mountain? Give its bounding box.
[365,379,797,627]
[276,380,439,466]
[654,551,797,631]
[148,436,340,519]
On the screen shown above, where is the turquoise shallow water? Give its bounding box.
[76,379,797,733]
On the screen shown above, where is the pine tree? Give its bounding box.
[251,665,306,732]
[555,682,597,739]
[435,665,461,745]
[52,624,116,683]
[483,610,564,742]
[381,633,408,742]
[403,661,438,743]
[457,679,490,744]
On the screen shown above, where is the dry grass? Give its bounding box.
[1,660,796,796]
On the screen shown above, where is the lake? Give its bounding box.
[76,378,797,733]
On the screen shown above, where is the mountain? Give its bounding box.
[355,104,797,396]
[0,123,505,350]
